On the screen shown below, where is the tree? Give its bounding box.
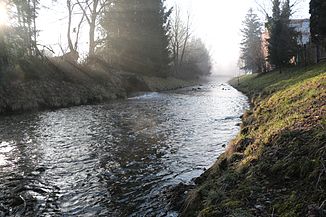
[0,1,9,73]
[310,0,326,43]
[65,0,86,62]
[0,0,41,74]
[176,37,212,79]
[310,0,326,62]
[76,0,113,57]
[101,0,172,77]
[0,26,9,74]
[267,0,298,72]
[10,0,40,56]
[170,4,191,76]
[240,8,264,73]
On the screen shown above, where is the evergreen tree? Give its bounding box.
[240,9,264,73]
[267,0,297,71]
[310,0,326,44]
[10,0,40,57]
[101,0,171,77]
[272,0,281,20]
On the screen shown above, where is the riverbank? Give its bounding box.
[179,63,326,216]
[0,57,195,115]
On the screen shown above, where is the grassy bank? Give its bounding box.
[0,58,193,115]
[180,63,326,216]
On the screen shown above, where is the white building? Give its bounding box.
[290,19,310,45]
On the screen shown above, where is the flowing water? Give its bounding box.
[0,80,248,216]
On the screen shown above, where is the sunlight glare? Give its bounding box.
[0,3,8,26]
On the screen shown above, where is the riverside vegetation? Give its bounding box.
[0,0,211,115]
[0,57,196,115]
[180,63,326,216]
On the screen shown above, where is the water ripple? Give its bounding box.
[0,81,249,216]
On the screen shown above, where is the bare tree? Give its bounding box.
[76,0,113,57]
[175,37,212,79]
[170,4,191,75]
[67,0,75,53]
[66,0,85,62]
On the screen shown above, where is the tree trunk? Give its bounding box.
[67,0,74,52]
[316,43,320,63]
[89,0,99,57]
[89,19,96,57]
[279,64,282,73]
[179,15,190,73]
[32,0,37,55]
[74,14,85,50]
[27,0,33,56]
[76,0,109,57]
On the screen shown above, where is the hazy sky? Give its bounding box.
[34,0,310,75]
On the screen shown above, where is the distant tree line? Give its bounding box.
[0,0,212,80]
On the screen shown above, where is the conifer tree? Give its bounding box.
[240,9,264,73]
[310,0,326,49]
[267,0,297,72]
[101,0,172,77]
[310,0,326,42]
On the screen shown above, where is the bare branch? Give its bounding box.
[76,0,91,24]
[74,13,85,50]
[255,0,270,17]
[96,0,114,14]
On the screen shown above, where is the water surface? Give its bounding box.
[0,81,248,216]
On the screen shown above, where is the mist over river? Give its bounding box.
[0,79,248,216]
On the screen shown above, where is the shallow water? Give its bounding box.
[0,80,248,216]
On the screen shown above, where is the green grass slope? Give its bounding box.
[181,64,326,217]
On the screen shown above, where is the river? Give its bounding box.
[0,79,248,216]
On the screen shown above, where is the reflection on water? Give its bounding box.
[0,81,248,216]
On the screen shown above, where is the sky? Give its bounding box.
[1,0,311,76]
